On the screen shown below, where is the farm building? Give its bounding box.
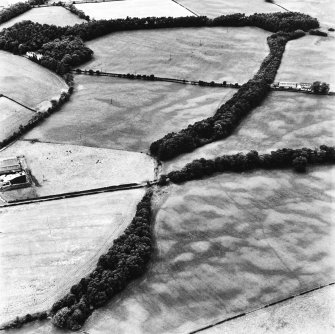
[0,157,21,175]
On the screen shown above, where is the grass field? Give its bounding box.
[0,51,67,109]
[24,76,235,152]
[85,26,270,83]
[62,167,334,334]
[0,141,154,202]
[0,97,35,144]
[0,7,86,30]
[164,92,335,173]
[1,0,23,7]
[0,188,145,325]
[75,0,194,20]
[276,34,335,90]
[177,0,284,18]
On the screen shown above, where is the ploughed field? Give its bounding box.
[0,141,155,202]
[0,188,145,325]
[176,0,285,18]
[24,76,236,152]
[0,7,86,30]
[164,92,335,173]
[0,51,67,109]
[74,0,194,20]
[85,26,270,83]
[277,34,335,90]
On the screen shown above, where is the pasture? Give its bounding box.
[24,76,236,152]
[0,141,155,202]
[0,188,145,325]
[0,51,67,109]
[164,92,335,173]
[74,0,194,20]
[0,7,86,30]
[85,26,270,83]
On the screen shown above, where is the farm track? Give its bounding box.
[1,181,157,207]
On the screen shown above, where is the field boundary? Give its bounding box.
[171,0,199,17]
[0,94,37,113]
[0,182,157,207]
[189,281,335,334]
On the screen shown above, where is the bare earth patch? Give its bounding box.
[0,188,145,325]
[0,141,155,202]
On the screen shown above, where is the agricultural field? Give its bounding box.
[0,188,145,325]
[202,284,335,334]
[85,26,270,83]
[0,51,67,109]
[277,34,335,90]
[0,97,35,144]
[276,0,335,27]
[0,141,155,202]
[164,92,335,173]
[177,0,284,18]
[24,76,236,152]
[0,7,86,30]
[69,167,334,334]
[74,0,194,20]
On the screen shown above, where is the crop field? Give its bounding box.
[0,188,145,325]
[277,34,335,90]
[0,51,67,109]
[85,27,270,83]
[164,92,335,173]
[177,0,284,18]
[0,141,154,202]
[276,0,335,27]
[24,76,236,152]
[0,97,35,144]
[0,7,86,31]
[74,0,194,20]
[52,167,334,334]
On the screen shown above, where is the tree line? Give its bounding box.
[158,146,335,185]
[150,29,306,160]
[50,190,154,331]
[0,72,73,150]
[0,0,48,25]
[0,12,318,76]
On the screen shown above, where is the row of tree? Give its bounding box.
[50,191,154,331]
[49,2,90,21]
[150,29,306,161]
[159,146,335,185]
[0,87,72,150]
[0,12,319,76]
[0,0,48,24]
